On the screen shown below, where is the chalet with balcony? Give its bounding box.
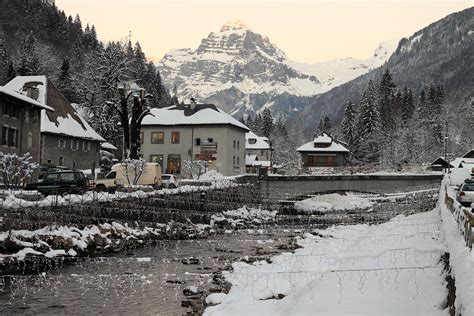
[297,132,350,168]
[140,103,249,177]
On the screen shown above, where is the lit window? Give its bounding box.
[171,132,180,144]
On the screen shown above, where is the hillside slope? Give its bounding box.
[292,7,474,136]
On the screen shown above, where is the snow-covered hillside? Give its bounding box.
[157,19,398,117]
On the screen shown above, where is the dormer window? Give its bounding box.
[248,139,257,144]
[314,142,331,148]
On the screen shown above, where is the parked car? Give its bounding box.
[26,170,89,196]
[95,162,162,191]
[161,174,178,189]
[457,179,474,207]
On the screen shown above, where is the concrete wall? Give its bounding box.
[140,125,246,177]
[41,133,100,170]
[258,174,443,200]
[0,97,42,162]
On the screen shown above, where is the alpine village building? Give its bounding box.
[297,132,350,168]
[139,102,249,177]
[0,82,54,162]
[2,76,105,170]
[245,131,272,173]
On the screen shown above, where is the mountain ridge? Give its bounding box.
[157,21,398,118]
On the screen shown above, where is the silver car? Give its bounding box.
[457,180,474,207]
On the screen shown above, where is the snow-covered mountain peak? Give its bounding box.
[220,19,252,32]
[157,23,399,118]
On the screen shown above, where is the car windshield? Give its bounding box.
[106,172,116,179]
[462,183,474,191]
[162,175,170,180]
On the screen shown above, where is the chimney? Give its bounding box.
[190,98,197,110]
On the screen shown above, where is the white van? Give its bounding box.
[95,162,162,191]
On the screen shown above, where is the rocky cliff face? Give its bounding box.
[157,19,398,118]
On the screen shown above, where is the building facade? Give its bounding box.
[245,131,272,172]
[0,85,53,162]
[140,104,248,177]
[297,133,350,168]
[4,76,105,170]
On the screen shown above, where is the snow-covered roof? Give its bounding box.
[101,142,118,150]
[4,76,105,142]
[246,131,270,150]
[0,86,53,111]
[297,133,349,153]
[141,104,249,131]
[450,157,474,168]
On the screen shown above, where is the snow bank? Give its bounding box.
[294,193,374,213]
[446,168,471,186]
[204,209,448,315]
[200,170,226,180]
[438,178,474,314]
[211,206,278,228]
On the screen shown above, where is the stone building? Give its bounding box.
[140,103,249,177]
[4,76,105,170]
[0,83,53,162]
[297,132,350,168]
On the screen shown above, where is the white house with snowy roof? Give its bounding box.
[139,103,249,177]
[245,131,272,172]
[4,76,105,170]
[297,132,350,168]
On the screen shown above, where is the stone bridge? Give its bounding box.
[253,174,443,201]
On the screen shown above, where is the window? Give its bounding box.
[58,139,66,149]
[87,142,91,151]
[24,109,29,123]
[8,128,16,147]
[2,126,7,146]
[44,174,57,184]
[47,159,52,164]
[2,103,8,116]
[59,156,64,166]
[27,132,33,149]
[233,156,236,165]
[237,156,240,165]
[71,139,79,150]
[233,140,236,149]
[237,141,240,149]
[82,141,87,151]
[73,162,76,169]
[59,172,75,182]
[151,132,164,144]
[150,154,164,169]
[195,138,201,146]
[8,104,17,118]
[106,171,117,179]
[140,132,144,144]
[207,138,213,143]
[167,154,181,174]
[171,132,180,144]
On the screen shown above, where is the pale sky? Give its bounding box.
[55,0,473,63]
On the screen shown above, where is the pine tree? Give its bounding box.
[341,100,357,150]
[378,69,396,130]
[6,61,16,82]
[261,108,274,138]
[57,58,79,102]
[356,80,381,163]
[17,32,41,76]
[0,27,9,84]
